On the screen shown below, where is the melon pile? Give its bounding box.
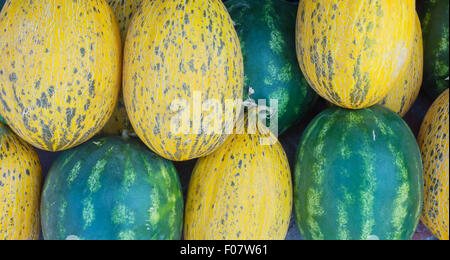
[0,0,448,240]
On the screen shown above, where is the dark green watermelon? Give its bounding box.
[294,105,423,240]
[41,136,184,240]
[419,0,449,99]
[225,0,317,135]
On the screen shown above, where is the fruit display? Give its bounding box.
[41,136,183,240]
[225,0,317,134]
[419,0,449,99]
[0,0,447,241]
[295,0,416,109]
[0,0,122,151]
[380,13,423,117]
[185,112,292,240]
[294,105,423,240]
[101,0,143,135]
[418,89,449,240]
[1,123,42,240]
[123,0,244,161]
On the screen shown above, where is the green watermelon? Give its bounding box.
[41,135,184,240]
[419,0,449,99]
[225,0,317,135]
[294,105,423,240]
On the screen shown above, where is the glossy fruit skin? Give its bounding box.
[1,123,42,240]
[380,13,423,117]
[294,105,423,240]
[225,0,317,134]
[123,0,244,161]
[0,0,122,151]
[295,0,416,109]
[419,0,449,99]
[185,115,292,240]
[102,0,143,135]
[418,89,449,240]
[41,136,184,240]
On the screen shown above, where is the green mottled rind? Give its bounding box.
[419,0,449,99]
[0,113,5,124]
[41,136,183,240]
[225,0,317,134]
[294,105,423,240]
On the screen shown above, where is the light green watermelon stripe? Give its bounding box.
[387,143,410,240]
[88,159,107,193]
[336,200,349,240]
[359,142,376,240]
[60,150,79,169]
[57,200,68,236]
[117,230,136,240]
[111,203,135,225]
[82,198,95,229]
[111,150,137,238]
[337,124,353,240]
[67,161,81,186]
[305,111,340,240]
[82,152,109,230]
[263,0,284,55]
[122,155,136,192]
[351,112,376,240]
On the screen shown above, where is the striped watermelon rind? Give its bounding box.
[41,136,184,240]
[419,0,449,99]
[294,105,423,240]
[225,0,317,134]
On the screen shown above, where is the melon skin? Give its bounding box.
[418,89,449,240]
[294,105,423,240]
[380,13,423,117]
[106,0,143,40]
[41,136,184,240]
[123,0,244,161]
[102,0,143,135]
[419,0,449,99]
[184,114,292,240]
[225,0,317,134]
[1,123,42,240]
[295,0,416,109]
[0,0,122,151]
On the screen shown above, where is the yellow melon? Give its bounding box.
[0,0,122,151]
[0,123,42,240]
[184,113,292,240]
[295,0,416,109]
[102,0,143,135]
[380,13,423,116]
[123,0,244,161]
[418,89,449,240]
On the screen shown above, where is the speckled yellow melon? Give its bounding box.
[123,0,244,161]
[0,123,42,240]
[184,114,292,240]
[380,13,423,116]
[418,89,449,240]
[295,0,416,109]
[102,0,143,135]
[106,0,142,40]
[0,0,122,151]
